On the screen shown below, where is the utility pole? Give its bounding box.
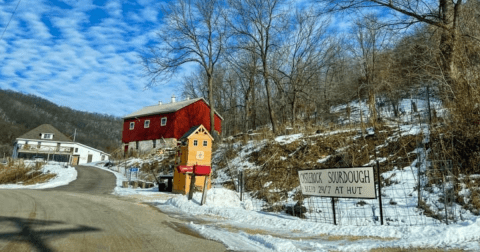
[73,129,77,142]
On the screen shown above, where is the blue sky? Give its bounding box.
[0,0,197,117]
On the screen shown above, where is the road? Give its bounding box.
[0,165,226,252]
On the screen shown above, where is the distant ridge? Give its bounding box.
[0,89,122,156]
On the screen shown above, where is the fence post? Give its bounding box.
[376,160,384,225]
[331,197,336,225]
[240,171,244,201]
[441,168,449,225]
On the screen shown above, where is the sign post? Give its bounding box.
[298,166,377,225]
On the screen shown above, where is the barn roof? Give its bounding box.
[123,97,224,120]
[17,124,72,142]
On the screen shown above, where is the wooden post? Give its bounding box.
[188,174,196,200]
[331,197,336,225]
[376,160,384,225]
[201,176,209,205]
[240,171,244,201]
[132,181,138,189]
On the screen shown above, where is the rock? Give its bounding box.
[285,201,307,219]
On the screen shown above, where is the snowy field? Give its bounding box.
[0,162,77,189]
[88,160,480,251]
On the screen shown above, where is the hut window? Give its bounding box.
[129,122,135,130]
[144,120,150,128]
[75,148,78,153]
[203,140,208,147]
[161,117,167,126]
[193,140,198,146]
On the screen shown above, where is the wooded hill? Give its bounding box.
[0,89,122,156]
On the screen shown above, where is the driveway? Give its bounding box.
[0,165,226,252]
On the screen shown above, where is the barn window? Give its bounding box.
[193,140,198,146]
[129,122,135,130]
[161,117,167,126]
[203,140,208,147]
[144,120,150,128]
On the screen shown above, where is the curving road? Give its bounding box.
[0,165,226,252]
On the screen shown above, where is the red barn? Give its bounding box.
[122,97,223,153]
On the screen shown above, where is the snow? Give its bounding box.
[0,162,77,189]
[275,134,303,144]
[87,159,480,251]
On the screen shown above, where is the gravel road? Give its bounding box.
[0,165,226,252]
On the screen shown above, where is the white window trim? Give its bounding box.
[129,122,135,130]
[144,120,150,128]
[193,140,198,146]
[161,117,167,126]
[203,140,208,147]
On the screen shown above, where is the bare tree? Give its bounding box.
[141,0,227,135]
[351,15,391,127]
[227,0,288,134]
[275,8,332,125]
[317,0,469,99]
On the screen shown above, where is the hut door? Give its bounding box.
[87,154,93,163]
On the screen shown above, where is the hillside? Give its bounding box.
[0,89,122,156]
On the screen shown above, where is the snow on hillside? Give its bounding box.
[0,162,77,189]
[87,122,480,251]
[332,97,445,125]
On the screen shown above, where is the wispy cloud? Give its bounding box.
[0,0,181,117]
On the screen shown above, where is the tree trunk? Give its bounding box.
[439,0,460,98]
[263,63,277,134]
[207,71,215,135]
[292,92,296,126]
[368,88,376,127]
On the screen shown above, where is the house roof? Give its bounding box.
[180,125,213,141]
[17,124,72,142]
[123,97,224,120]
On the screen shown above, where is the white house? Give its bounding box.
[12,124,110,165]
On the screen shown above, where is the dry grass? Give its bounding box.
[0,160,55,185]
[241,125,419,205]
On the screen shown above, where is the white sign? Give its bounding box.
[298,167,376,199]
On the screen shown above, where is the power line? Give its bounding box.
[0,0,22,41]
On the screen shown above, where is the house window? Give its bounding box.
[153,140,156,148]
[144,120,150,128]
[193,140,198,146]
[129,122,135,130]
[136,141,139,150]
[203,140,208,147]
[42,133,53,139]
[75,148,78,153]
[161,117,167,126]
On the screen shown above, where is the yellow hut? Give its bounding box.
[172,125,213,194]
